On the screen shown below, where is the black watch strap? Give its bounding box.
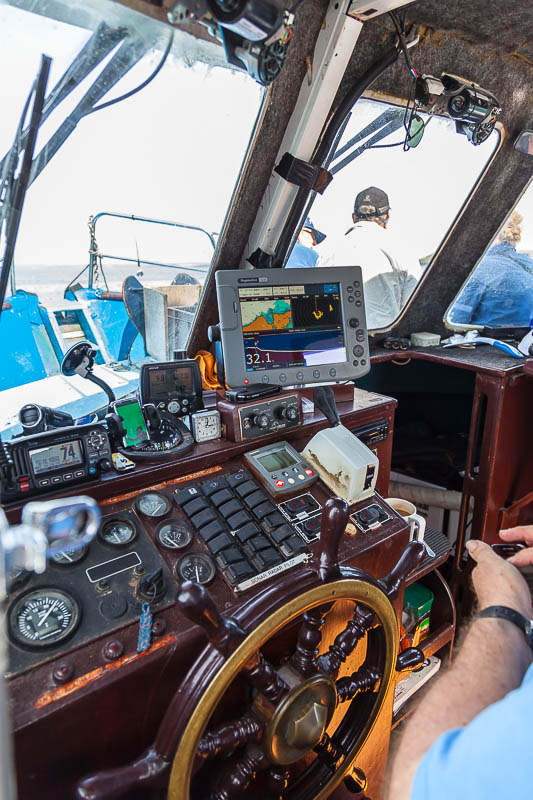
[477,605,533,649]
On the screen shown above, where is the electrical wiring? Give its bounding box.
[90,30,174,114]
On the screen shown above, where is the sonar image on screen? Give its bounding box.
[238,283,346,372]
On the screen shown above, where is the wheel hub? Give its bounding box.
[262,674,337,765]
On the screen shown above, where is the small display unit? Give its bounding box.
[139,360,203,416]
[244,441,317,497]
[215,267,369,388]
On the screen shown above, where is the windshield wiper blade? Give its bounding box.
[0,55,51,320]
[329,109,405,175]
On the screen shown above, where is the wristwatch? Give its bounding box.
[477,605,533,650]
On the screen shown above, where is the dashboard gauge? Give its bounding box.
[8,588,80,649]
[156,520,192,550]
[50,544,89,566]
[135,492,170,518]
[99,518,137,547]
[175,552,216,586]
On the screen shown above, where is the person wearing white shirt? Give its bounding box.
[318,187,419,328]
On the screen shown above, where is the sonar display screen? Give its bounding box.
[238,282,346,372]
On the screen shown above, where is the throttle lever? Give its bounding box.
[313,386,341,427]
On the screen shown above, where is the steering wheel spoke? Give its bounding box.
[207,744,267,800]
[243,650,289,704]
[198,712,265,760]
[336,665,381,703]
[291,606,329,677]
[317,603,374,677]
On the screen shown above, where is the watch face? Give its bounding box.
[194,412,221,441]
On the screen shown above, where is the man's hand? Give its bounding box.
[500,525,533,568]
[466,539,533,618]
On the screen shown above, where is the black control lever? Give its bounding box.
[313,386,340,427]
[137,567,166,602]
[143,403,162,432]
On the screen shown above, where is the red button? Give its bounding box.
[305,468,314,476]
[275,480,285,488]
[17,477,30,492]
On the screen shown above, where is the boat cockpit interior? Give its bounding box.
[0,0,532,798]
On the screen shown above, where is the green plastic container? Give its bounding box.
[404,582,435,645]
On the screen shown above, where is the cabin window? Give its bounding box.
[0,1,264,386]
[287,97,499,331]
[447,178,533,329]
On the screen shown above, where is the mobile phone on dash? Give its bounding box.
[111,397,150,448]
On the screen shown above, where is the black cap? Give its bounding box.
[354,187,390,218]
[302,217,326,244]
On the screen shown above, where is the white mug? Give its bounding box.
[385,497,426,544]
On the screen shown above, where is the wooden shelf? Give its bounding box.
[418,623,455,659]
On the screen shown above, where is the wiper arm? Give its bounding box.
[329,108,405,175]
[0,55,50,320]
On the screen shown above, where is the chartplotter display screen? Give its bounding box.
[215,266,369,388]
[239,283,346,372]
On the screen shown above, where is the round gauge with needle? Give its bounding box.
[99,518,137,547]
[175,553,216,586]
[135,492,171,518]
[156,520,192,550]
[50,544,89,566]
[8,588,80,649]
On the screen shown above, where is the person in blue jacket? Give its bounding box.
[387,524,533,800]
[286,217,326,267]
[450,211,533,326]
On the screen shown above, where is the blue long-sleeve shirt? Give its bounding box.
[450,242,533,326]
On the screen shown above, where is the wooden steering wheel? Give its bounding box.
[77,498,425,800]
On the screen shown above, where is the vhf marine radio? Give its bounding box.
[139,360,203,417]
[0,423,112,503]
[215,266,369,389]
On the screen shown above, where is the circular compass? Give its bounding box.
[8,589,80,649]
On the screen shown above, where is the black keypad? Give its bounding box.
[226,470,252,489]
[174,486,203,506]
[219,499,245,519]
[280,534,309,558]
[201,477,228,496]
[244,490,269,509]
[253,500,277,519]
[180,496,208,517]
[211,488,235,508]
[269,524,294,544]
[253,549,282,570]
[235,480,258,498]
[217,546,244,567]
[190,508,218,530]
[224,560,255,585]
[197,519,225,542]
[235,522,262,543]
[209,532,234,554]
[174,472,318,591]
[227,510,252,531]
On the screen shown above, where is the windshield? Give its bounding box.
[0,0,263,435]
[287,97,499,330]
[447,177,533,329]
